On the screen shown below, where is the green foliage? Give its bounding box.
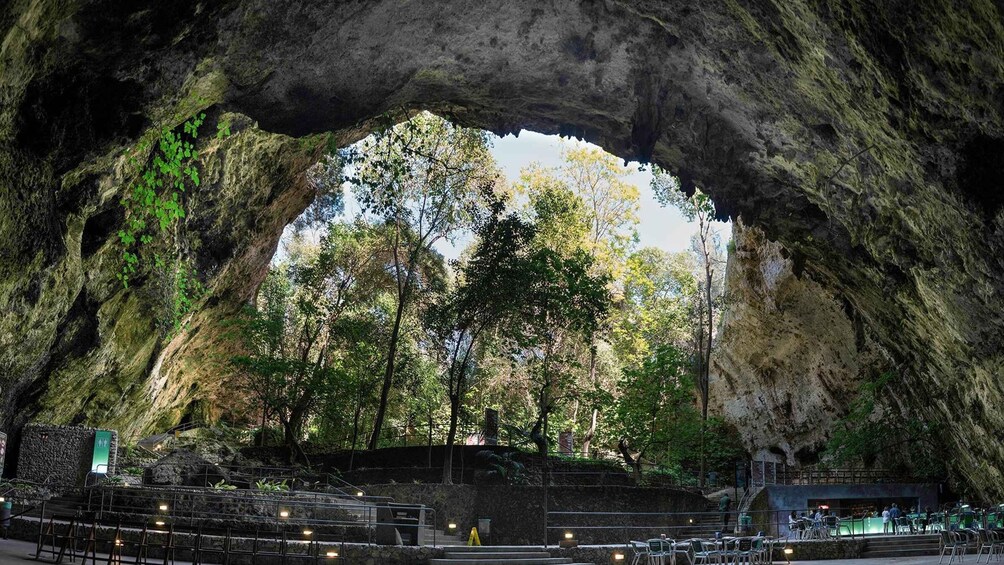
[824,372,945,479]
[476,450,528,485]
[255,479,290,492]
[118,114,205,288]
[212,479,237,491]
[122,466,145,476]
[117,112,222,334]
[611,344,700,466]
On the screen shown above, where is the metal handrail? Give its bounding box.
[86,485,437,546]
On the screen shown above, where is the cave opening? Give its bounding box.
[241,111,739,479]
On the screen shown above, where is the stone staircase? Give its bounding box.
[429,546,594,565]
[860,534,941,558]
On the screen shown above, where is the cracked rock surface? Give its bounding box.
[2,1,1003,497]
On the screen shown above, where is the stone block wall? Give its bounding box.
[15,424,118,487]
[365,483,713,545]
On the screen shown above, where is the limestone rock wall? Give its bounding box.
[710,221,892,466]
[3,1,1004,498]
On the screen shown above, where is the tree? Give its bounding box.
[230,221,388,461]
[613,248,697,367]
[427,207,537,483]
[346,112,501,450]
[511,245,611,458]
[512,146,640,456]
[652,170,725,486]
[611,344,698,481]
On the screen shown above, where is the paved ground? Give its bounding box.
[788,559,948,565]
[0,537,954,565]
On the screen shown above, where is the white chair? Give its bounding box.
[629,541,651,565]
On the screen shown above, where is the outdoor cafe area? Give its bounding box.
[627,535,779,565]
[787,503,1004,539]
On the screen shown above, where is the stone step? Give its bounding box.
[861,534,941,558]
[444,552,552,559]
[428,558,574,565]
[445,549,554,553]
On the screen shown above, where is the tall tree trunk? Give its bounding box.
[369,293,407,450]
[581,346,598,456]
[699,235,714,488]
[442,394,461,485]
[259,404,267,447]
[695,293,707,487]
[349,396,363,472]
[427,411,434,468]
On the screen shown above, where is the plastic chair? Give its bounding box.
[976,528,996,563]
[991,529,1004,561]
[646,538,669,565]
[940,530,965,565]
[688,539,719,564]
[732,538,756,565]
[630,540,651,565]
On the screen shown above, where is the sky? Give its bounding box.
[486,131,731,258]
[282,130,731,262]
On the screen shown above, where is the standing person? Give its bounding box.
[882,506,891,534]
[720,493,731,531]
[890,503,902,534]
[921,507,932,534]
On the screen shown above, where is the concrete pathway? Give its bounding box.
[789,559,946,564]
[0,537,955,565]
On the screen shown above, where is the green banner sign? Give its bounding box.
[91,430,112,473]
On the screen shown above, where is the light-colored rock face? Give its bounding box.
[710,221,891,466]
[2,1,1004,497]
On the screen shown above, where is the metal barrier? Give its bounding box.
[545,507,868,545]
[88,485,435,547]
[33,515,351,565]
[746,460,928,487]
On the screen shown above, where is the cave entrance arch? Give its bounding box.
[4,0,1003,498]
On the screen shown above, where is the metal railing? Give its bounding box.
[746,460,929,487]
[88,485,436,547]
[546,507,866,545]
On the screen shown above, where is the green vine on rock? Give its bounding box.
[118,113,205,288]
[115,111,229,336]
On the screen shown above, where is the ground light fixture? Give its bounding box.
[447,522,458,533]
[155,521,165,526]
[158,504,168,511]
[612,551,626,561]
[560,531,577,549]
[784,546,793,564]
[279,510,290,518]
[564,532,574,540]
[303,529,313,536]
[356,491,364,497]
[325,551,338,558]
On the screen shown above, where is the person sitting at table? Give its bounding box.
[789,510,799,533]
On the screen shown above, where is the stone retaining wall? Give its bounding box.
[365,483,711,545]
[16,424,117,488]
